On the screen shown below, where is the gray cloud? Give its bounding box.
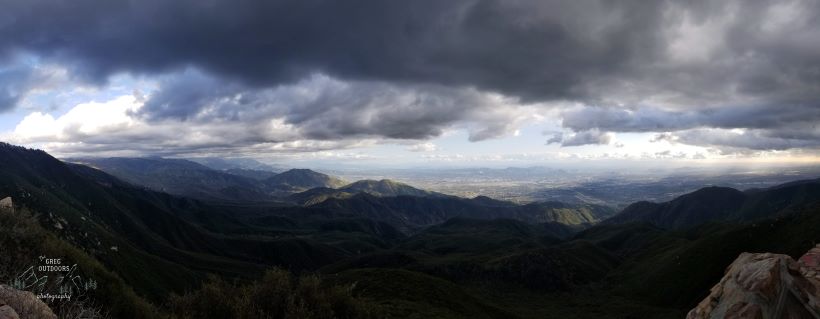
[546,129,613,147]
[4,0,811,104]
[138,71,531,142]
[561,102,820,150]
[6,71,538,158]
[0,67,27,112]
[0,64,46,112]
[562,103,820,133]
[659,129,820,151]
[1,0,819,152]
[0,0,666,100]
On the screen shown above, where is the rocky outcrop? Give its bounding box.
[687,245,820,319]
[0,304,20,319]
[0,285,56,319]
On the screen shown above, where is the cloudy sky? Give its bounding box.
[1,0,819,168]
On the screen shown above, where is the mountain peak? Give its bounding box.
[265,169,347,190]
[606,180,820,229]
[67,156,268,201]
[341,179,435,197]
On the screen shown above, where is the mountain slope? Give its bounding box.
[286,187,356,205]
[263,169,347,195]
[0,145,211,299]
[398,217,559,255]
[328,268,517,319]
[606,201,820,308]
[605,181,820,229]
[71,157,270,201]
[287,179,445,205]
[606,187,746,229]
[188,157,283,172]
[522,201,616,225]
[0,144,359,301]
[341,179,443,197]
[310,193,615,233]
[224,168,280,181]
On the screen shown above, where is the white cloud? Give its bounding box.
[2,71,565,158]
[13,112,59,138]
[659,128,820,151]
[406,142,438,152]
[5,94,367,157]
[13,95,141,142]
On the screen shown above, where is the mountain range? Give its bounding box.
[69,156,614,233]
[286,179,445,205]
[72,157,346,201]
[2,142,820,318]
[605,181,820,229]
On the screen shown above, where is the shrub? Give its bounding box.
[169,268,380,319]
[0,206,159,319]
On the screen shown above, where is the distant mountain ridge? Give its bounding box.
[286,179,446,205]
[263,168,347,197]
[71,157,348,201]
[188,157,284,172]
[264,168,347,189]
[224,168,279,181]
[341,179,442,197]
[606,180,820,229]
[308,192,615,233]
[71,157,270,201]
[66,154,617,234]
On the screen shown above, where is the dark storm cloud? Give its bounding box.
[560,102,820,148]
[0,68,26,112]
[561,103,820,133]
[0,64,39,112]
[138,71,530,142]
[0,0,663,98]
[2,0,820,151]
[661,129,820,151]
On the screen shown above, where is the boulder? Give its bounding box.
[687,246,820,319]
[799,244,820,270]
[0,285,56,319]
[0,305,20,319]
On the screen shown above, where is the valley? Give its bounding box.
[1,142,819,318]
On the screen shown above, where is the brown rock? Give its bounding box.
[724,302,762,319]
[687,251,820,319]
[799,244,820,270]
[734,253,782,300]
[0,305,20,319]
[0,285,56,319]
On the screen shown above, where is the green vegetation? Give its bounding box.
[609,202,820,308]
[70,157,271,201]
[0,205,159,319]
[340,179,442,198]
[607,182,820,229]
[265,168,348,192]
[169,269,380,319]
[3,143,820,318]
[328,268,515,319]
